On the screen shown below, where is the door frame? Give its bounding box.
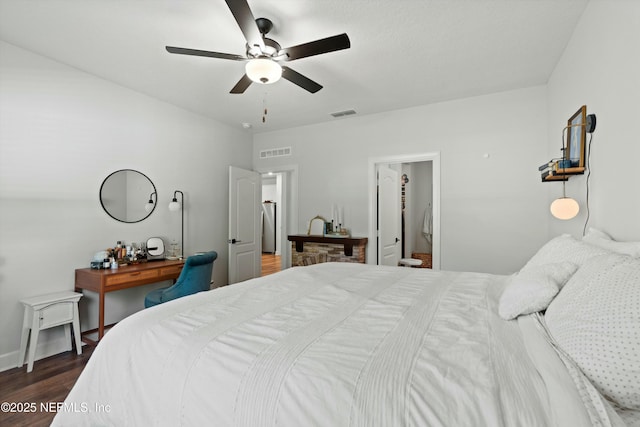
[368,152,441,270]
[255,164,299,271]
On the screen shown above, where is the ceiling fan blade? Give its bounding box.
[281,66,323,93]
[166,46,246,61]
[230,74,253,94]
[280,33,350,61]
[224,0,265,50]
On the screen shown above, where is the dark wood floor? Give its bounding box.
[0,345,94,427]
[262,253,281,276]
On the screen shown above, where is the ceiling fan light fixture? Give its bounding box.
[245,58,282,84]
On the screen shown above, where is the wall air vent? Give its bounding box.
[330,109,357,118]
[259,147,292,159]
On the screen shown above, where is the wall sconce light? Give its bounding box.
[144,191,156,213]
[169,190,184,256]
[542,108,596,221]
[550,181,580,220]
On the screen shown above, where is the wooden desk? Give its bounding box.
[75,259,184,344]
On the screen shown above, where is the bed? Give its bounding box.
[53,231,639,426]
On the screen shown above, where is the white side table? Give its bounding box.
[17,291,82,372]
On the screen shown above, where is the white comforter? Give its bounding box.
[54,263,595,426]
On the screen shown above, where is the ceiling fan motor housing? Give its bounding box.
[246,37,281,59]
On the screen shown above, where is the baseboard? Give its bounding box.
[0,337,73,373]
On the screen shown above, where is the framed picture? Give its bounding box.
[566,105,587,167]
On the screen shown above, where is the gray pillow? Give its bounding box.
[545,254,640,410]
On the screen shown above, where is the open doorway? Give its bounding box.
[400,162,434,267]
[261,173,281,276]
[368,153,440,270]
[256,165,298,275]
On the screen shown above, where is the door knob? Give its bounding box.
[228,238,242,244]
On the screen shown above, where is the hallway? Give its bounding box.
[261,253,281,276]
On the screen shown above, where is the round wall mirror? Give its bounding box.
[100,169,157,223]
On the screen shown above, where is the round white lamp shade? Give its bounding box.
[550,197,579,220]
[144,202,155,212]
[168,200,181,211]
[245,58,282,84]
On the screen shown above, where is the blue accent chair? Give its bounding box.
[144,251,217,308]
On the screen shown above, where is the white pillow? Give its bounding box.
[523,234,611,270]
[545,254,640,410]
[583,227,640,257]
[498,262,577,320]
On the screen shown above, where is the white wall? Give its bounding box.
[0,41,252,370]
[254,86,550,274]
[546,1,640,240]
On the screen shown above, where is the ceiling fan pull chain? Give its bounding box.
[262,93,268,123]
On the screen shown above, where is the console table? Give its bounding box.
[288,235,368,265]
[74,259,184,344]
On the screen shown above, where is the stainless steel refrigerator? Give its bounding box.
[262,201,277,253]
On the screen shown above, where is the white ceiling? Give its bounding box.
[0,0,589,133]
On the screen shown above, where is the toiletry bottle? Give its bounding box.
[116,241,122,261]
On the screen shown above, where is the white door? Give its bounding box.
[228,166,261,284]
[378,165,401,266]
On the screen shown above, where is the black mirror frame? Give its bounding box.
[99,169,157,223]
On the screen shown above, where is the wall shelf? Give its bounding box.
[541,166,585,182]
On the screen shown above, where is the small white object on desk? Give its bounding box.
[17,291,82,373]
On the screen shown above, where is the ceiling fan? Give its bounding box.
[166,0,351,94]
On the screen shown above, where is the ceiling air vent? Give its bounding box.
[259,147,292,159]
[330,109,357,118]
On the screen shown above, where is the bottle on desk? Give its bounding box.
[115,241,123,261]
